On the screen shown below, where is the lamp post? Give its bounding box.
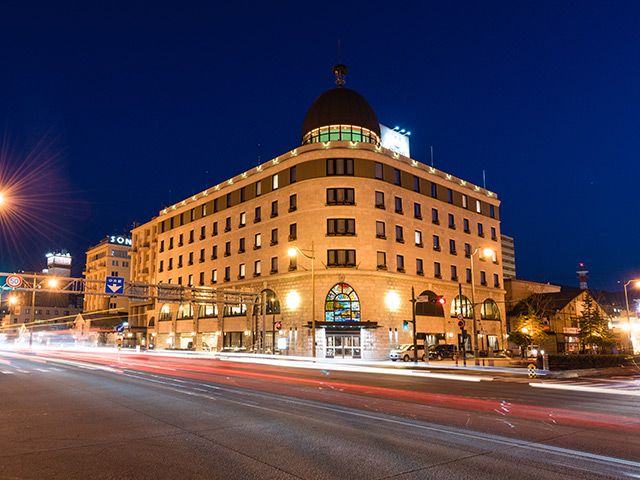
[288,242,316,357]
[469,247,495,361]
[623,278,640,352]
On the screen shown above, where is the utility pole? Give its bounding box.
[411,287,418,362]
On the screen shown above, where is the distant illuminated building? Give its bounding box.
[129,65,506,359]
[501,235,516,279]
[44,251,72,277]
[83,235,131,312]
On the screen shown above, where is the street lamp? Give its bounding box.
[287,242,316,357]
[469,247,496,360]
[0,192,5,207]
[623,278,640,352]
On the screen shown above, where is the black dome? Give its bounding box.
[301,87,381,140]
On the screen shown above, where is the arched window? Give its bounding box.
[177,303,194,320]
[481,299,501,320]
[253,289,281,315]
[159,304,171,321]
[148,317,156,328]
[325,283,361,322]
[450,295,473,319]
[415,290,445,317]
[198,304,218,318]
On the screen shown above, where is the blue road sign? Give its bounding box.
[115,324,125,333]
[105,276,125,295]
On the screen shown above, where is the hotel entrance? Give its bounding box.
[326,333,361,359]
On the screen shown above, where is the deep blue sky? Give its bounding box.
[1,1,639,290]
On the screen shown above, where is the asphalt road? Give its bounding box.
[0,348,639,480]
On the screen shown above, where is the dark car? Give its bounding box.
[428,344,458,360]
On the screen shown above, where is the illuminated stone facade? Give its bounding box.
[129,74,506,359]
[84,236,131,313]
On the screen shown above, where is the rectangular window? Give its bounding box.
[394,196,403,214]
[271,200,278,217]
[254,233,262,249]
[254,260,262,276]
[271,228,278,245]
[201,204,207,217]
[415,230,423,247]
[327,218,355,236]
[239,212,246,227]
[224,242,231,257]
[254,206,261,223]
[451,265,458,280]
[475,199,481,213]
[374,162,383,179]
[256,181,262,196]
[168,258,173,270]
[478,223,484,237]
[395,225,404,243]
[326,188,355,205]
[431,183,438,198]
[238,237,245,253]
[159,240,165,252]
[199,248,205,263]
[375,191,385,209]
[448,213,455,229]
[200,225,206,239]
[396,255,405,272]
[327,249,356,267]
[272,174,279,190]
[376,221,386,239]
[239,263,246,279]
[270,256,278,273]
[449,239,457,255]
[159,260,164,272]
[212,222,218,236]
[289,255,297,271]
[326,158,354,176]
[494,273,500,288]
[433,235,441,251]
[464,243,471,257]
[178,233,184,246]
[169,237,174,249]
[212,245,218,259]
[289,194,297,212]
[463,218,470,233]
[199,271,205,286]
[377,251,387,269]
[178,255,183,268]
[434,262,442,278]
[480,271,487,285]
[190,208,195,221]
[188,230,194,244]
[466,268,472,283]
[393,168,401,186]
[413,175,420,193]
[462,194,468,209]
[213,198,219,213]
[290,165,297,183]
[188,274,193,287]
[413,202,422,219]
[224,266,231,282]
[225,217,231,232]
[240,187,246,202]
[491,226,497,240]
[289,223,297,241]
[447,188,453,203]
[226,193,231,208]
[416,258,424,275]
[211,269,217,284]
[432,208,439,224]
[489,205,496,218]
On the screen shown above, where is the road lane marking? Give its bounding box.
[530,382,640,397]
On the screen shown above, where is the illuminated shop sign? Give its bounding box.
[109,236,132,246]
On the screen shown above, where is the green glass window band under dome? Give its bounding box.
[303,125,380,145]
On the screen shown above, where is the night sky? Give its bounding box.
[1,1,638,290]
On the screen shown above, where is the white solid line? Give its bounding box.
[530,382,640,397]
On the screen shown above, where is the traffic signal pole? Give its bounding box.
[410,287,418,362]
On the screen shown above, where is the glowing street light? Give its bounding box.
[46,278,59,289]
[8,295,18,306]
[0,192,5,206]
[623,278,640,352]
[470,247,496,359]
[288,242,316,357]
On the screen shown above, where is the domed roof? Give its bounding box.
[301,65,380,141]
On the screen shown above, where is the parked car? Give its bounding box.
[428,344,458,360]
[389,344,426,362]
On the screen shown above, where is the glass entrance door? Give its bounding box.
[326,333,361,359]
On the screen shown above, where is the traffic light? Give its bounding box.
[436,296,446,305]
[402,320,410,331]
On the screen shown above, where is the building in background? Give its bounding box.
[501,234,516,279]
[83,235,132,313]
[44,251,72,277]
[129,65,506,359]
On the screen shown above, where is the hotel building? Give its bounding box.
[84,235,131,313]
[128,66,506,359]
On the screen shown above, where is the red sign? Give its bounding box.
[6,275,23,288]
[275,321,282,330]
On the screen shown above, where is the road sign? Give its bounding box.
[457,319,465,329]
[105,276,125,295]
[6,274,23,288]
[115,324,125,333]
[457,314,464,321]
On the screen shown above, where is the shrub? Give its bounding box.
[547,354,630,370]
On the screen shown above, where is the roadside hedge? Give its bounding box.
[546,354,631,370]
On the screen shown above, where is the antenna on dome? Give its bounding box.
[332,64,347,87]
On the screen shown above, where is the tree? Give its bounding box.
[508,296,550,357]
[578,294,611,353]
